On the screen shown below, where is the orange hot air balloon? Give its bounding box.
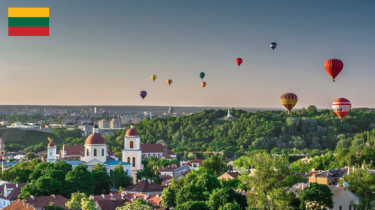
[235,58,243,67]
[167,79,173,86]
[201,82,206,88]
[332,98,351,122]
[280,93,298,114]
[324,59,343,82]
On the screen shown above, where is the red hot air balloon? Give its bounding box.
[201,82,206,88]
[235,58,243,67]
[324,59,343,82]
[332,98,351,122]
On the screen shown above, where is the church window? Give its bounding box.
[130,141,134,148]
[102,149,104,156]
[94,149,97,156]
[87,149,89,156]
[128,157,130,163]
[132,157,135,167]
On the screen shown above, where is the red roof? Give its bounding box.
[124,180,165,193]
[85,133,106,144]
[63,145,84,156]
[0,183,27,201]
[126,128,139,136]
[3,195,69,210]
[140,144,164,153]
[48,141,55,147]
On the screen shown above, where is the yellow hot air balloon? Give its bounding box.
[280,93,298,114]
[151,75,157,82]
[167,79,173,86]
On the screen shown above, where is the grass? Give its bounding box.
[0,128,63,147]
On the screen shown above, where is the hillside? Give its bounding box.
[0,128,63,147]
[106,107,375,158]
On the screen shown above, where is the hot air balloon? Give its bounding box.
[199,72,205,80]
[235,58,243,67]
[201,82,206,88]
[332,98,351,122]
[151,75,157,82]
[140,91,147,100]
[324,59,343,82]
[167,79,173,86]
[270,42,277,51]
[280,93,298,114]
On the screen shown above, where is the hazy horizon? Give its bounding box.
[1,0,374,108]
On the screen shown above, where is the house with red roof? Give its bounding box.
[3,195,69,210]
[0,183,27,209]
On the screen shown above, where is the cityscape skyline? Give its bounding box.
[1,0,374,108]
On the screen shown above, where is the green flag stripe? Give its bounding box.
[8,17,49,27]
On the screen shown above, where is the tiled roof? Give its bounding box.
[106,156,115,161]
[124,180,165,193]
[3,195,69,210]
[140,144,164,153]
[106,161,131,166]
[167,150,176,156]
[160,167,177,172]
[227,172,240,179]
[95,199,128,210]
[0,183,27,201]
[92,192,162,208]
[63,145,84,156]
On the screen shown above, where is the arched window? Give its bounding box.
[130,141,134,148]
[132,157,136,167]
[94,149,97,156]
[127,157,130,163]
[87,149,89,156]
[102,149,104,156]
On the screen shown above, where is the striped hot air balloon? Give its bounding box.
[332,98,351,122]
[280,93,298,114]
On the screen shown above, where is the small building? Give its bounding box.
[181,159,203,171]
[123,179,165,196]
[0,183,27,209]
[140,143,176,160]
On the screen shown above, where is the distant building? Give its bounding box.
[168,107,174,115]
[227,110,233,118]
[218,172,240,181]
[99,119,110,129]
[110,118,121,129]
[78,125,93,136]
[0,138,5,157]
[123,179,165,196]
[181,159,203,171]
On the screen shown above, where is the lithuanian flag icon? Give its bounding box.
[8,7,49,36]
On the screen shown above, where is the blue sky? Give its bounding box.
[0,0,374,108]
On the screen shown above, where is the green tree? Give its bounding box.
[43,202,64,210]
[299,183,333,210]
[206,187,247,210]
[175,183,206,205]
[240,152,304,210]
[25,152,36,160]
[112,162,133,188]
[218,203,241,210]
[92,163,111,195]
[161,185,176,208]
[201,155,229,177]
[115,202,152,210]
[174,201,208,210]
[341,167,375,209]
[65,192,86,210]
[64,165,95,198]
[19,176,63,198]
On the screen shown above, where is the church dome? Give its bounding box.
[85,133,106,144]
[126,124,139,136]
[48,141,56,147]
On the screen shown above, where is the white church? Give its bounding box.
[47,124,144,182]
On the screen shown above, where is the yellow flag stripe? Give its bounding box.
[8,8,49,17]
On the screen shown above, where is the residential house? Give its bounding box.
[0,183,27,209]
[3,195,69,210]
[218,172,240,180]
[123,179,165,196]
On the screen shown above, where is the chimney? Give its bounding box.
[311,168,315,172]
[16,183,18,188]
[51,194,55,199]
[147,179,151,184]
[121,193,125,200]
[133,195,136,200]
[110,193,114,198]
[30,195,35,201]
[101,194,105,199]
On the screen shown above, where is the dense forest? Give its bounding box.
[103,106,375,159]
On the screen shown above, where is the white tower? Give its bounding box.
[84,133,107,163]
[122,124,142,183]
[0,138,5,156]
[47,140,56,163]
